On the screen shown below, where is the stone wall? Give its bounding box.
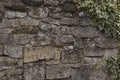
[0,0,119,80]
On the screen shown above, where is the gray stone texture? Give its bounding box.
[0,0,119,80]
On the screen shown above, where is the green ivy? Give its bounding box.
[76,0,120,80]
[77,0,120,39]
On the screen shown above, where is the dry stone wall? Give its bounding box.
[0,0,119,80]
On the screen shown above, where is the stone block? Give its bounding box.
[0,57,20,67]
[71,65,90,80]
[14,34,36,45]
[60,18,79,26]
[61,49,82,63]
[0,34,14,45]
[28,7,49,18]
[24,46,63,63]
[0,19,20,28]
[5,10,26,18]
[62,2,77,12]
[74,38,96,48]
[24,62,45,80]
[95,36,119,48]
[83,48,105,57]
[4,46,23,58]
[52,35,75,46]
[46,64,71,79]
[19,17,40,26]
[67,26,100,38]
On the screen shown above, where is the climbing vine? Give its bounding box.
[77,0,120,80]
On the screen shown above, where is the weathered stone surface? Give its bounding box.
[6,68,23,75]
[14,34,36,45]
[95,36,119,48]
[7,75,23,80]
[52,35,74,46]
[104,49,118,59]
[24,62,45,80]
[5,10,26,18]
[0,28,14,34]
[24,46,63,63]
[74,38,96,48]
[0,70,5,78]
[19,17,40,26]
[0,34,14,45]
[4,46,23,58]
[28,7,49,18]
[36,33,52,46]
[83,48,105,57]
[79,17,96,26]
[0,19,20,28]
[0,57,20,67]
[39,22,67,35]
[0,45,3,56]
[49,6,62,13]
[21,0,44,6]
[71,65,90,80]
[61,50,82,63]
[46,64,71,79]
[83,57,102,65]
[42,18,60,25]
[0,1,119,79]
[67,26,100,38]
[62,3,77,12]
[89,70,107,80]
[60,18,79,26]
[44,0,59,6]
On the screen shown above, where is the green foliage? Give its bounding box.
[106,53,120,80]
[77,0,120,80]
[77,0,120,39]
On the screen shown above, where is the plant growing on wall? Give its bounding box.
[77,0,120,80]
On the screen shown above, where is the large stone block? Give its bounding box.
[83,48,105,57]
[24,62,45,80]
[62,2,77,12]
[0,34,14,45]
[19,17,40,26]
[52,35,75,46]
[24,46,63,63]
[61,49,82,63]
[74,38,96,48]
[0,57,21,67]
[28,7,49,18]
[46,64,71,79]
[95,36,119,48]
[67,26,100,38]
[60,18,79,26]
[4,46,23,58]
[0,19,20,28]
[36,33,52,46]
[89,70,107,80]
[5,10,27,18]
[71,65,91,80]
[14,34,36,45]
